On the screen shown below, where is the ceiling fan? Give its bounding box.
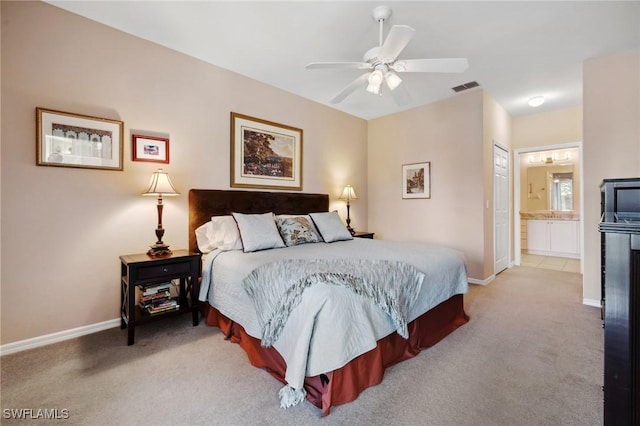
[306,6,469,106]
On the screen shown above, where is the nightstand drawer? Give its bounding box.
[137,261,191,280]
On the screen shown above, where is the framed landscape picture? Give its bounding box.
[230,112,303,190]
[402,161,431,199]
[132,134,169,164]
[36,107,124,171]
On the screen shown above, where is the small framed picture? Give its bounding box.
[132,135,169,164]
[402,162,431,199]
[36,107,124,171]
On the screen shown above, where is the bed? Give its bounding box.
[189,189,469,416]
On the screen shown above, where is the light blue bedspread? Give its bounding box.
[200,238,468,408]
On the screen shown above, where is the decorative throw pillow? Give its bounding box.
[275,214,323,240]
[232,212,285,253]
[309,211,353,243]
[276,216,322,247]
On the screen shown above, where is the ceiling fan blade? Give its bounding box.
[306,62,371,70]
[330,73,370,104]
[386,80,411,107]
[378,25,416,62]
[393,58,469,73]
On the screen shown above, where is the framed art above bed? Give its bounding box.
[230,112,303,191]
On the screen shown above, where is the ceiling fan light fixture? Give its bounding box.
[385,71,402,91]
[366,82,381,95]
[367,69,384,94]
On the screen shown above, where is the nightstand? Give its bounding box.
[353,231,375,239]
[120,249,201,345]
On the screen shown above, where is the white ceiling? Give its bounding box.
[46,1,639,120]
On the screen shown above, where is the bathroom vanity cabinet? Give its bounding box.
[526,219,579,258]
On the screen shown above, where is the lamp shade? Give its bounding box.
[366,70,383,95]
[385,71,402,91]
[142,169,179,196]
[339,185,358,201]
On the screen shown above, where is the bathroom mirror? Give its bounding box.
[526,165,573,211]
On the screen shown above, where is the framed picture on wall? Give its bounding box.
[132,134,170,164]
[402,161,431,199]
[36,107,124,171]
[230,112,303,190]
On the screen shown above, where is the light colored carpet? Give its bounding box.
[0,266,603,425]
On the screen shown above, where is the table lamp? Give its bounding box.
[339,185,358,235]
[142,168,179,257]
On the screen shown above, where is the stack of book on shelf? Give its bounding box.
[137,282,179,315]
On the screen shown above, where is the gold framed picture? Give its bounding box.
[230,112,303,190]
[36,107,124,171]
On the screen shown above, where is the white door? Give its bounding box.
[494,144,510,274]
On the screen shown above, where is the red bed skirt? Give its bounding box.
[203,294,468,416]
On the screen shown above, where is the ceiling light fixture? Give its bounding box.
[528,96,545,107]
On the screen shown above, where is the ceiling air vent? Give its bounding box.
[452,81,480,92]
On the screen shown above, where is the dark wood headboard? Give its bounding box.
[188,189,329,253]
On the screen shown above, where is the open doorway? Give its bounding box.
[514,143,583,274]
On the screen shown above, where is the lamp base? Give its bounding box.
[347,226,355,236]
[147,243,172,258]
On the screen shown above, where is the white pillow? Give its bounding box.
[309,211,353,243]
[195,221,217,253]
[211,215,244,251]
[232,212,285,253]
[195,216,244,253]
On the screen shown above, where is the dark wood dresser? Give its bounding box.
[599,178,640,425]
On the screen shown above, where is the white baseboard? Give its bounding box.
[469,275,495,286]
[582,298,602,308]
[0,318,120,356]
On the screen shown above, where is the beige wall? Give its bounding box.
[367,90,487,279]
[0,2,367,345]
[583,51,640,304]
[513,106,583,149]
